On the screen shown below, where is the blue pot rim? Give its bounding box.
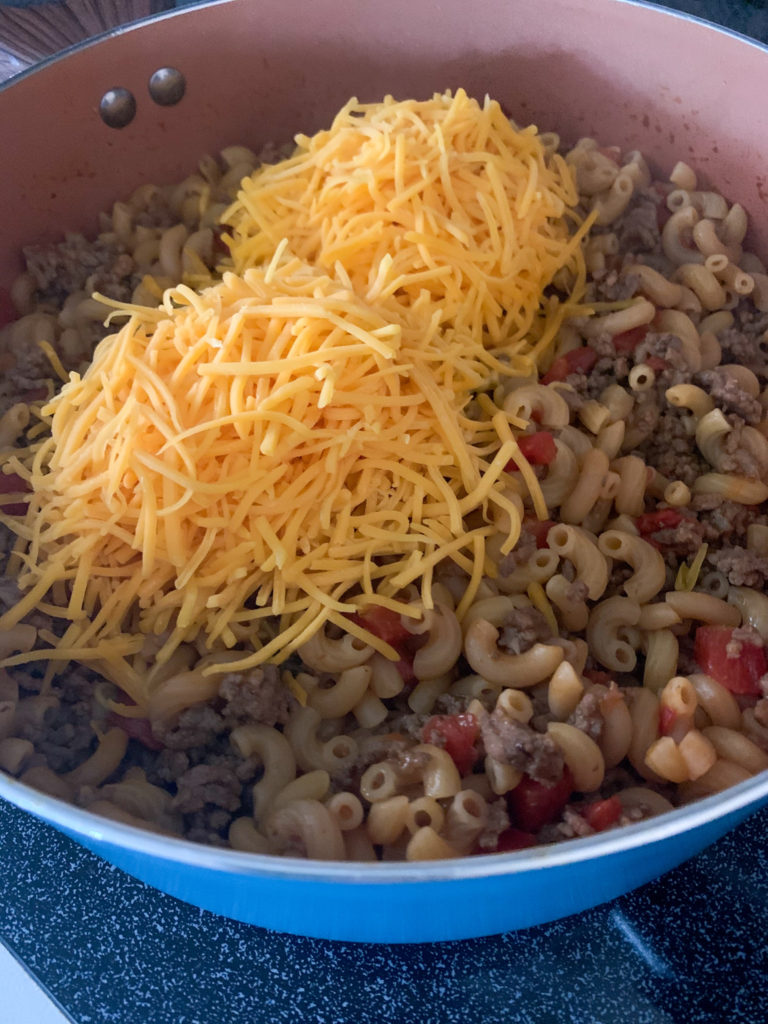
[2,767,767,884]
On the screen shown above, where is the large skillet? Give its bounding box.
[1,0,768,942]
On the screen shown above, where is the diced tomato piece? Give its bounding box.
[395,656,417,686]
[525,518,555,550]
[422,712,479,776]
[349,606,412,648]
[635,509,684,536]
[106,712,164,751]
[489,827,537,853]
[350,602,421,684]
[0,471,30,515]
[507,767,574,832]
[582,796,622,832]
[659,705,679,736]
[635,508,686,553]
[212,224,232,255]
[612,323,649,355]
[0,502,28,516]
[645,355,668,374]
[694,625,768,696]
[540,358,569,384]
[0,472,29,495]
[540,346,597,384]
[564,347,599,375]
[583,668,614,687]
[505,431,557,472]
[21,387,49,403]
[596,146,621,165]
[349,606,419,684]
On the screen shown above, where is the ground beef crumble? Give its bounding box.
[634,410,708,487]
[706,546,768,588]
[695,368,763,425]
[696,501,766,545]
[23,234,136,306]
[567,692,604,742]
[613,190,662,253]
[172,763,243,814]
[650,515,708,558]
[566,354,630,401]
[497,607,552,655]
[476,798,512,850]
[725,625,766,657]
[478,708,563,783]
[499,527,537,574]
[14,666,99,774]
[218,665,295,728]
[717,415,768,479]
[635,331,690,374]
[152,704,228,751]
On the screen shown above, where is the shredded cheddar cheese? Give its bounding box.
[224,90,591,353]
[675,543,709,592]
[0,260,522,693]
[527,581,559,635]
[0,92,594,705]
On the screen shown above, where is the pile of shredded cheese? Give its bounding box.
[224,90,590,351]
[0,90,593,703]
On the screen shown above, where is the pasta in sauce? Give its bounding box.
[1,94,767,862]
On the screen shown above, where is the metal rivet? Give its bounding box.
[99,87,137,129]
[148,67,186,107]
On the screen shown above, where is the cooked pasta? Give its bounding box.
[0,93,767,862]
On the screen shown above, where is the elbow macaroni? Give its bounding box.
[1,121,767,865]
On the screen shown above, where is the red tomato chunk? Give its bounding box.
[540,346,597,384]
[582,796,622,832]
[596,146,621,165]
[582,668,614,687]
[507,767,574,832]
[422,712,479,776]
[634,509,683,536]
[526,518,555,549]
[505,431,557,472]
[490,827,537,853]
[350,606,418,683]
[645,355,668,374]
[0,471,30,515]
[694,625,768,696]
[612,323,649,355]
[0,471,29,495]
[659,705,678,736]
[350,606,412,647]
[107,712,164,751]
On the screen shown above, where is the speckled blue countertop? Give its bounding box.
[2,2,768,1022]
[2,795,768,1023]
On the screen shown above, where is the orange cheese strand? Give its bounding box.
[0,92,594,701]
[0,261,524,694]
[224,89,588,350]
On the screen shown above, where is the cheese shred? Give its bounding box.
[0,91,593,701]
[224,90,588,352]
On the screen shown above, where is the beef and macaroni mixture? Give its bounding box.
[1,111,768,862]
